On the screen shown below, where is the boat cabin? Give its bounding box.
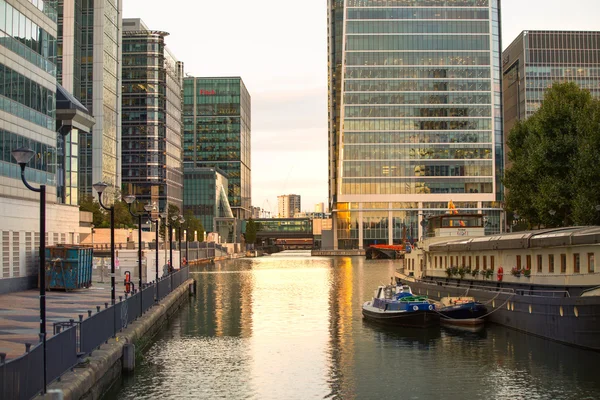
[426,213,486,238]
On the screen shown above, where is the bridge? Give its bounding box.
[254,218,314,248]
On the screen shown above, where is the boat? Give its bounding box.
[362,284,439,328]
[437,296,487,328]
[397,210,600,351]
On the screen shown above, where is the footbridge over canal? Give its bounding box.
[254,218,314,249]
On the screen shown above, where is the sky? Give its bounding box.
[123,0,600,215]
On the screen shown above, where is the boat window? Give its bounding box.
[468,256,472,268]
[516,255,521,270]
[549,254,555,273]
[588,253,595,273]
[435,256,438,269]
[574,254,580,274]
[445,256,447,268]
[475,256,479,269]
[483,256,487,270]
[462,256,465,267]
[537,254,543,273]
[526,255,531,270]
[490,255,495,271]
[560,254,566,273]
[420,259,423,271]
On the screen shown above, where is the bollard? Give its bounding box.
[97,305,101,312]
[119,296,123,302]
[122,342,135,373]
[0,353,5,365]
[87,310,92,317]
[105,302,108,309]
[25,343,31,353]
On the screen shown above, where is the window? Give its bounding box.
[560,254,566,273]
[462,256,466,267]
[475,256,479,270]
[537,255,543,273]
[469,256,472,268]
[588,253,595,273]
[483,256,487,270]
[435,256,438,268]
[490,256,495,271]
[526,255,532,270]
[574,254,580,274]
[445,256,447,268]
[549,254,555,273]
[516,255,521,270]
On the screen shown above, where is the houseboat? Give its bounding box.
[397,213,600,351]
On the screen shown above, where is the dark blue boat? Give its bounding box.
[438,297,487,327]
[362,285,439,328]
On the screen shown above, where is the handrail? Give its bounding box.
[581,285,600,296]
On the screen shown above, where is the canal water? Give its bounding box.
[112,252,600,400]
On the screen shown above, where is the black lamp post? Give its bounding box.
[161,212,173,273]
[178,215,185,268]
[93,182,115,306]
[124,195,144,290]
[12,147,47,394]
[144,202,158,283]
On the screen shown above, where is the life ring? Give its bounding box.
[428,305,433,311]
[497,267,504,282]
[413,305,419,311]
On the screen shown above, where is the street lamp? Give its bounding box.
[178,215,185,268]
[171,214,179,269]
[124,195,144,290]
[93,182,115,306]
[144,203,158,284]
[12,147,48,394]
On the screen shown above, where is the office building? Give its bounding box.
[315,202,325,213]
[278,194,301,218]
[121,18,184,211]
[183,77,251,220]
[183,167,232,232]
[56,0,122,198]
[0,0,87,292]
[503,30,600,166]
[327,0,504,249]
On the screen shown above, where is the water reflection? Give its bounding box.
[113,253,600,400]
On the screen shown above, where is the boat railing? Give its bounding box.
[414,278,573,298]
[581,285,600,297]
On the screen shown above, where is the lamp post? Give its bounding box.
[93,182,115,306]
[144,203,158,283]
[161,212,173,273]
[178,215,185,268]
[124,195,144,290]
[171,215,178,269]
[12,147,48,394]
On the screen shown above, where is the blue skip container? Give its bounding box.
[44,245,94,290]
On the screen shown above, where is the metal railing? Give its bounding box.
[0,266,191,400]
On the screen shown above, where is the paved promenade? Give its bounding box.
[0,282,123,360]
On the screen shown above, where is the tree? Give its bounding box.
[159,204,182,241]
[79,195,105,227]
[183,209,205,242]
[504,82,600,227]
[245,219,260,245]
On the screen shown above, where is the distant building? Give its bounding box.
[183,77,251,220]
[503,31,600,167]
[327,0,504,249]
[278,194,301,218]
[183,167,233,232]
[314,202,325,213]
[121,18,184,212]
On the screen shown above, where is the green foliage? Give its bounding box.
[245,219,260,244]
[504,82,600,227]
[183,209,205,242]
[113,200,134,228]
[79,195,105,227]
[159,204,182,241]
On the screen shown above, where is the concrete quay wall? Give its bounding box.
[41,278,195,400]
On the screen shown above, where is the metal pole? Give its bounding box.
[40,185,47,394]
[155,219,159,281]
[169,224,173,272]
[138,214,142,288]
[111,207,115,305]
[178,227,182,268]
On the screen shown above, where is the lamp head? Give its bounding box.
[549,210,556,216]
[171,215,178,222]
[124,195,136,204]
[11,148,35,168]
[160,212,168,219]
[92,182,108,196]
[144,203,154,212]
[179,216,185,224]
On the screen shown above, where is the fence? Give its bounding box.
[0,266,191,400]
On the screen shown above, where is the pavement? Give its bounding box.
[0,280,129,360]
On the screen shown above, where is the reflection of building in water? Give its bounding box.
[326,257,355,397]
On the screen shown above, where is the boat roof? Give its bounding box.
[428,226,600,252]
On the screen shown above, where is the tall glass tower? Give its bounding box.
[328,0,504,250]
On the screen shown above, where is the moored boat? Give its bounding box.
[362,284,439,328]
[437,297,487,328]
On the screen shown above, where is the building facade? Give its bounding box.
[0,0,83,293]
[56,0,122,199]
[183,167,232,232]
[277,194,301,218]
[183,77,251,220]
[503,30,600,166]
[327,0,504,249]
[121,18,184,212]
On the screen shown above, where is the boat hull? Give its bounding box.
[400,277,600,351]
[362,303,439,328]
[439,303,487,321]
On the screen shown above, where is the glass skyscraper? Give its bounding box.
[183,167,233,232]
[328,0,503,249]
[503,31,600,157]
[121,18,184,212]
[183,77,251,220]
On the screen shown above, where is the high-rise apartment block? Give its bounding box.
[121,18,184,212]
[56,0,122,198]
[278,194,301,218]
[327,0,504,249]
[183,77,251,220]
[0,0,85,292]
[503,30,600,165]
